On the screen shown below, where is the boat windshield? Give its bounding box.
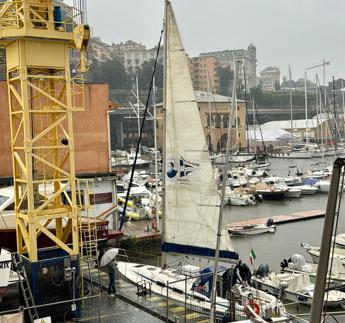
[0,195,9,207]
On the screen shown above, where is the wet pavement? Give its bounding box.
[80,293,162,322]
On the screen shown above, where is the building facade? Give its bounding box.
[199,44,257,89]
[0,82,112,179]
[259,66,281,92]
[188,56,219,93]
[155,91,247,152]
[124,46,163,73]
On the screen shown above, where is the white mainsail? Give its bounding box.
[162,1,238,261]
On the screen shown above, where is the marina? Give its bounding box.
[0,0,345,322]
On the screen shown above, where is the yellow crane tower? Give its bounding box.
[0,0,90,261]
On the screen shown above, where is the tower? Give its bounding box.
[0,0,89,261]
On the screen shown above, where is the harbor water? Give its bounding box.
[227,156,342,271]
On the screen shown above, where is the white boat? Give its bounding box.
[118,262,287,319]
[0,250,12,299]
[301,243,345,267]
[116,150,151,168]
[284,187,302,198]
[118,3,288,321]
[281,254,345,287]
[214,153,256,165]
[270,149,313,159]
[223,187,256,206]
[335,233,345,248]
[283,176,302,187]
[228,223,276,236]
[318,180,345,193]
[252,270,345,307]
[293,185,318,195]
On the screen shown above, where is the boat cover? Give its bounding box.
[270,272,310,293]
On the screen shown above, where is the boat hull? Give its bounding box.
[228,225,276,236]
[252,277,345,307]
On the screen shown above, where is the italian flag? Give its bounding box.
[249,249,256,265]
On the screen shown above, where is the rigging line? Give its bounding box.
[324,166,345,319]
[317,78,337,156]
[119,27,163,231]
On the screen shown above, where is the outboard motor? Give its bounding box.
[256,263,270,277]
[280,259,289,271]
[266,218,274,227]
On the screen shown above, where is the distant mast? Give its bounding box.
[289,66,293,147]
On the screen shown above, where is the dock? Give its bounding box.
[227,209,325,228]
[83,266,208,323]
[123,220,162,242]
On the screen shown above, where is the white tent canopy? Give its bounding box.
[247,129,298,143]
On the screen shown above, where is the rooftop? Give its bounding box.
[194,90,244,103]
[261,114,331,130]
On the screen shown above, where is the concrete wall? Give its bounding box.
[0,81,110,179]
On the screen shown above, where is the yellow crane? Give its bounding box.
[0,0,90,261]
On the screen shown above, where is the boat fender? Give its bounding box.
[270,186,275,192]
[248,300,261,316]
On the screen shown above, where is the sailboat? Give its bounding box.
[117,1,288,321]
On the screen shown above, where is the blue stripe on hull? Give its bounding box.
[161,242,239,260]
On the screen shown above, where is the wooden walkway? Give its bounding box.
[227,209,325,228]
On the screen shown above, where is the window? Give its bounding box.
[207,115,213,128]
[215,114,221,128]
[223,115,229,128]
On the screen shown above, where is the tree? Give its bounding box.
[90,57,130,89]
[216,65,234,96]
[137,59,163,90]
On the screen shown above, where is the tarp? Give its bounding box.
[270,272,310,293]
[247,129,298,142]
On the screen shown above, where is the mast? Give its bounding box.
[342,80,345,121]
[209,60,238,322]
[161,0,168,267]
[234,61,239,150]
[136,74,140,145]
[207,71,213,153]
[304,71,309,144]
[289,66,293,147]
[243,66,250,153]
[252,99,257,155]
[310,158,345,322]
[152,76,160,231]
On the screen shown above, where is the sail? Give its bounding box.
[162,1,238,261]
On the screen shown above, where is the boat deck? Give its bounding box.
[227,209,325,228]
[83,265,209,323]
[122,220,162,241]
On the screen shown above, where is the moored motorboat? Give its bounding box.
[301,243,345,267]
[280,254,345,287]
[228,219,276,236]
[293,185,318,195]
[284,187,302,198]
[223,187,256,206]
[252,265,345,307]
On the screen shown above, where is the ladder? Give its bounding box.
[11,253,39,323]
[77,179,102,297]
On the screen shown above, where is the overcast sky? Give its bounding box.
[74,0,345,82]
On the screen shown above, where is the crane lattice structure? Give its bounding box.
[0,0,89,261]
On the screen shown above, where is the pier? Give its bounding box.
[227,209,325,228]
